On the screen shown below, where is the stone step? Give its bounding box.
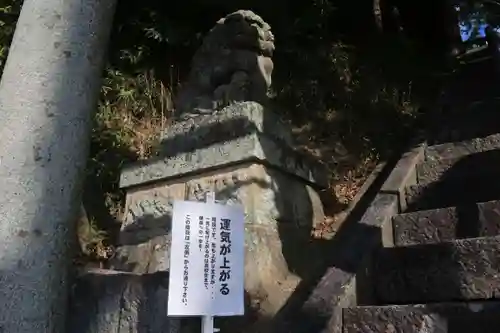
[426,104,500,145]
[425,133,500,161]
[67,268,185,333]
[343,302,500,333]
[393,200,500,246]
[404,174,500,212]
[373,236,500,304]
[417,149,500,185]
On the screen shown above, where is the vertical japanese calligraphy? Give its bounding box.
[210,216,217,295]
[219,218,231,295]
[198,215,204,252]
[181,214,191,305]
[168,200,244,316]
[204,215,211,289]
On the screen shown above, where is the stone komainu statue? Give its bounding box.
[174,10,275,119]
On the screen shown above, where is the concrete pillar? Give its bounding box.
[0,0,117,331]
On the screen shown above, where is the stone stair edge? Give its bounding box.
[404,174,500,212]
[292,142,427,332]
[392,198,500,220]
[392,199,500,246]
[417,148,500,185]
[342,301,500,333]
[379,233,500,254]
[379,143,425,211]
[373,234,500,304]
[425,132,500,160]
[343,300,500,310]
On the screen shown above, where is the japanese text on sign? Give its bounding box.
[219,218,231,295]
[182,214,191,305]
[168,200,244,316]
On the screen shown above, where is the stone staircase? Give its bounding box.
[291,55,500,333]
[341,100,500,330]
[66,37,500,333]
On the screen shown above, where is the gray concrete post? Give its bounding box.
[0,0,117,331]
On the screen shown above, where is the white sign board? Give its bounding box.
[167,200,245,316]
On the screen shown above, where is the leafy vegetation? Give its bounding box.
[1,0,448,260]
[0,0,22,71]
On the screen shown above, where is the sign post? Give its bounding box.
[203,191,217,333]
[168,191,245,333]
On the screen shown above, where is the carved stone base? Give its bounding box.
[68,269,182,333]
[111,162,325,314]
[111,102,328,323]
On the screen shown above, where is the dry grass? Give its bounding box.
[98,69,174,158]
[78,69,175,265]
[289,80,419,238]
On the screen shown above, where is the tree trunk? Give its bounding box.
[0,0,117,331]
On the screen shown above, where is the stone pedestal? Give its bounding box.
[68,269,181,333]
[110,102,328,317]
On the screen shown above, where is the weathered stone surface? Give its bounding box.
[295,194,399,333]
[343,302,500,333]
[161,102,294,151]
[405,174,500,212]
[417,149,500,185]
[393,200,500,246]
[425,133,500,161]
[67,269,182,333]
[112,162,324,317]
[373,236,500,304]
[298,268,356,333]
[380,145,424,211]
[120,131,328,189]
[174,10,274,118]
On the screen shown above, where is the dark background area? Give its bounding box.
[0,0,494,262]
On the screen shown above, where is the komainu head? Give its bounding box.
[175,10,275,119]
